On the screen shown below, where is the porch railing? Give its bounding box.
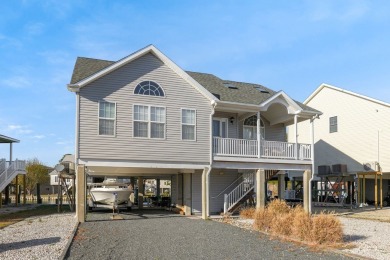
[213,137,311,160]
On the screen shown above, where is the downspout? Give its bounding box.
[207,100,216,217]
[308,114,319,214]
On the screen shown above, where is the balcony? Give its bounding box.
[212,137,311,161]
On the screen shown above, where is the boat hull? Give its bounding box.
[90,187,131,205]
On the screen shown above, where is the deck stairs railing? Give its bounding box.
[0,159,27,192]
[224,172,255,213]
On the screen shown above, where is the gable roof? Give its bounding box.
[68,46,320,114]
[305,83,390,108]
[0,134,20,143]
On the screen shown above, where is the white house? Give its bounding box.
[290,83,390,202]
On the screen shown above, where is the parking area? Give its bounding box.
[66,209,352,260]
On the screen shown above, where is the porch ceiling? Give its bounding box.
[85,166,192,177]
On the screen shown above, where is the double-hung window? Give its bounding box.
[134,105,165,138]
[181,109,196,140]
[99,101,116,136]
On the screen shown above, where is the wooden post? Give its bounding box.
[375,172,378,209]
[363,175,366,204]
[23,175,26,205]
[380,173,383,209]
[15,175,19,207]
[138,177,144,209]
[76,165,86,223]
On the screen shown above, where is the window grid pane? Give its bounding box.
[134,105,165,138]
[182,109,196,140]
[99,119,115,135]
[329,116,338,133]
[182,125,195,140]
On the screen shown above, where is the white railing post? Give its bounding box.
[224,194,228,213]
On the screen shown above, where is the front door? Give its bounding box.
[213,118,228,138]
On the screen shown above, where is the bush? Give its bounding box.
[239,207,256,219]
[251,200,343,246]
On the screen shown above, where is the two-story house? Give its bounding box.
[291,84,390,206]
[67,45,321,222]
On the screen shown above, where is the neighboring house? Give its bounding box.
[290,83,390,201]
[49,154,78,193]
[67,45,320,222]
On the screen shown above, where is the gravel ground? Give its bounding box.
[0,213,77,260]
[66,209,352,260]
[340,217,390,260]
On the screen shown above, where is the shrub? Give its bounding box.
[251,200,343,246]
[239,207,256,219]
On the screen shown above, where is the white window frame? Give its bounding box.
[243,117,265,140]
[134,80,166,98]
[133,104,166,139]
[212,117,228,138]
[181,108,197,141]
[98,101,116,137]
[329,116,338,133]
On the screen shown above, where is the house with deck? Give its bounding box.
[290,84,390,206]
[67,45,321,222]
[0,134,26,206]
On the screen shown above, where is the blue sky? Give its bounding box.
[1,0,390,166]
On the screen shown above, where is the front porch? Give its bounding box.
[213,137,311,161]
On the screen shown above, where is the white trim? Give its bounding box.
[75,93,80,163]
[67,45,218,103]
[98,100,117,137]
[212,117,228,138]
[79,159,208,169]
[305,83,390,108]
[259,91,301,112]
[133,80,166,97]
[133,104,166,140]
[212,161,312,171]
[213,156,312,165]
[181,108,197,141]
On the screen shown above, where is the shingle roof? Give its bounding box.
[69,57,319,113]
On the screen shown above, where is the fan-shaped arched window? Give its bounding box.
[134,81,165,97]
[243,115,265,140]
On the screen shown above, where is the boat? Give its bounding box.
[89,178,132,205]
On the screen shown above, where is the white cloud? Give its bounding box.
[5,124,33,135]
[32,135,45,139]
[1,76,31,88]
[25,22,45,36]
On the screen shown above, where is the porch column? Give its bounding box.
[294,114,298,159]
[257,112,261,158]
[138,177,144,209]
[10,143,13,162]
[15,175,19,207]
[303,170,312,213]
[183,173,192,215]
[256,169,266,209]
[201,168,208,219]
[156,179,161,198]
[278,173,285,200]
[76,165,86,223]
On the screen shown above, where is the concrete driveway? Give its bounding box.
[66,209,352,260]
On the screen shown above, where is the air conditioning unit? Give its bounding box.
[362,161,379,172]
[318,165,331,175]
[332,164,347,174]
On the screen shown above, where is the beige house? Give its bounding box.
[67,45,320,222]
[290,83,390,202]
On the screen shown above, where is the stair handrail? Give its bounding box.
[224,172,255,213]
[211,174,244,199]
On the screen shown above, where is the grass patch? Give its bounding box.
[0,205,71,229]
[253,200,344,247]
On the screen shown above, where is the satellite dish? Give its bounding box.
[55,164,65,172]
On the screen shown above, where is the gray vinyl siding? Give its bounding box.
[238,116,286,141]
[209,169,241,214]
[191,171,202,214]
[78,53,212,163]
[171,175,177,205]
[213,111,238,138]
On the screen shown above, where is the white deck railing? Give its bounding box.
[0,159,26,192]
[224,172,255,213]
[213,137,311,160]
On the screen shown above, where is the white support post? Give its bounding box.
[257,111,261,158]
[294,114,298,160]
[9,143,12,162]
[224,194,228,214]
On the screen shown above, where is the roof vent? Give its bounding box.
[223,82,238,89]
[212,93,221,99]
[254,86,269,93]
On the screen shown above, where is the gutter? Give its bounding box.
[207,100,216,217]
